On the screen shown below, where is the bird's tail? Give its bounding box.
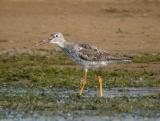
[117,56,132,63]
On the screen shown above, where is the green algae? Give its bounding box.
[0,90,159,117]
[0,49,160,118]
[133,53,160,63]
[0,50,160,88]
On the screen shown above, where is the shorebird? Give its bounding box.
[38,32,131,97]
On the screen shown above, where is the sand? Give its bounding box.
[0,0,160,53]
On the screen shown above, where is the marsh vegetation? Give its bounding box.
[0,49,160,120]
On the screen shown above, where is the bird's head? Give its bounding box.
[48,32,65,44]
[36,32,66,48]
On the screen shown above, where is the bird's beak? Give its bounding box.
[35,39,49,47]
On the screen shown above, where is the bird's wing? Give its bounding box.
[74,43,131,62]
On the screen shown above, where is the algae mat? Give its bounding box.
[0,49,160,121]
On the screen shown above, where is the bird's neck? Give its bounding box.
[56,38,67,48]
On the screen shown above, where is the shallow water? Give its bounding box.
[0,85,159,98]
[0,109,160,121]
[0,85,160,121]
[1,114,160,121]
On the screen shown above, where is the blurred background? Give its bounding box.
[0,0,160,52]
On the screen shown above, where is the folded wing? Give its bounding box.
[75,43,131,62]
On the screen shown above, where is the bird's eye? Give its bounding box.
[55,34,58,37]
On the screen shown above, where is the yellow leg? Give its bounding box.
[95,72,103,97]
[80,80,87,96]
[80,69,88,96]
[98,76,103,97]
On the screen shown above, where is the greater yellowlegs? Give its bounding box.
[39,32,131,97]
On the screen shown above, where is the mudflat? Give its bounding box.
[0,0,160,53]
